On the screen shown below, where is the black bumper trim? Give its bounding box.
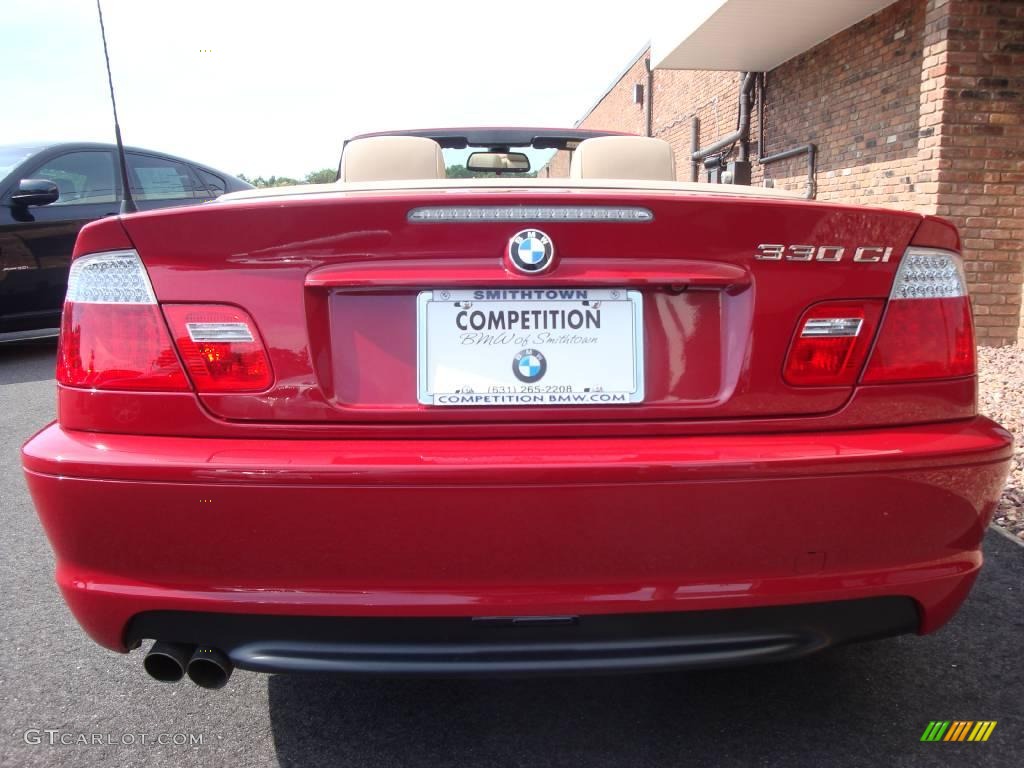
[126,597,919,676]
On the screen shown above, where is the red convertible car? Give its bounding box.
[22,129,1012,689]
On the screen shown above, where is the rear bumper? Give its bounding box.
[127,598,919,676]
[22,417,1012,663]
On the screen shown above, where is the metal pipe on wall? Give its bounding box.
[756,73,817,199]
[644,58,654,138]
[757,72,766,161]
[690,116,700,182]
[737,74,752,163]
[759,143,817,199]
[690,72,756,163]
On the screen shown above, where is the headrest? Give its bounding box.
[339,136,446,182]
[569,136,677,181]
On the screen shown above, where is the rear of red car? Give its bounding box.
[22,183,1012,685]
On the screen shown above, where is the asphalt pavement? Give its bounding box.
[1,339,1021,768]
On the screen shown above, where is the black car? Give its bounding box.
[0,142,251,341]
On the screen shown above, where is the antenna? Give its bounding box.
[96,0,136,214]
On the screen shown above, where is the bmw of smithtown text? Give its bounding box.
[22,129,1012,689]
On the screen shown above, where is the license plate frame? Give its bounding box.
[416,288,645,407]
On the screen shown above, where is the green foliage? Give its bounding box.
[236,173,300,188]
[237,168,335,188]
[444,164,481,178]
[237,165,538,187]
[304,168,338,184]
[445,164,538,179]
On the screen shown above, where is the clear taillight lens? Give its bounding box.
[57,251,189,390]
[162,304,272,392]
[862,248,975,383]
[784,301,883,386]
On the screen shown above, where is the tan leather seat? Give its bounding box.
[339,136,446,182]
[569,136,677,181]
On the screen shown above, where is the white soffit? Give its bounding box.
[651,0,898,71]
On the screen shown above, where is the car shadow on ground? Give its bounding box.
[0,340,57,386]
[267,651,857,767]
[265,532,1023,768]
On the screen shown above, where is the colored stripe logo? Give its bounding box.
[921,721,997,742]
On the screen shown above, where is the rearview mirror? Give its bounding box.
[11,179,60,207]
[466,152,531,173]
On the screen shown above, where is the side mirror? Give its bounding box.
[11,179,60,207]
[466,152,531,173]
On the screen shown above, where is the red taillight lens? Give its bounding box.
[784,301,883,386]
[863,297,974,382]
[162,304,272,392]
[863,248,975,383]
[57,303,189,390]
[56,251,188,391]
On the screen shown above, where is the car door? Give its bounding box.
[0,149,118,333]
[125,152,201,211]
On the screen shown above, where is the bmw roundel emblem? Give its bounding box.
[512,348,547,383]
[508,229,555,274]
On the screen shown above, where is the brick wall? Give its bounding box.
[541,54,652,178]
[927,0,1024,346]
[582,55,648,137]
[760,0,926,206]
[651,69,742,182]
[551,0,1023,345]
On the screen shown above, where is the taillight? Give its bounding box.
[862,248,974,383]
[57,250,189,391]
[784,301,883,386]
[162,304,272,392]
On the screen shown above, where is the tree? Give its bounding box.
[445,164,538,179]
[444,164,479,178]
[237,164,537,187]
[304,168,337,184]
[237,168,336,187]
[236,173,299,188]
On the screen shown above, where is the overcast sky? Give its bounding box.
[0,0,671,178]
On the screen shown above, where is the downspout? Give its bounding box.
[644,58,654,138]
[757,72,765,162]
[736,75,751,163]
[690,116,700,182]
[690,71,755,164]
[755,73,818,199]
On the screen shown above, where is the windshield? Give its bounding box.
[442,146,556,179]
[0,145,44,179]
[346,129,619,181]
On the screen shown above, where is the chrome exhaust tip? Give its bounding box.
[186,646,233,689]
[143,641,193,682]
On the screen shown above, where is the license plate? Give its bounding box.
[417,288,644,406]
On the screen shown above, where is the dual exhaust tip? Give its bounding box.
[143,642,233,689]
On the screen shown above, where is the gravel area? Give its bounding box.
[977,343,1024,541]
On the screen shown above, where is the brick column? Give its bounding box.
[928,0,1024,345]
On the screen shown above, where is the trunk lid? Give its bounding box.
[121,188,921,427]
